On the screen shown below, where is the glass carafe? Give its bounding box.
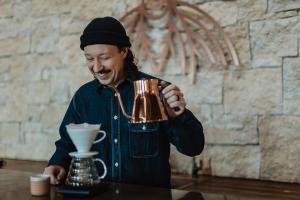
[66,156,107,187]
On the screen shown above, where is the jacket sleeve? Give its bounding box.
[48,92,81,170]
[163,109,205,157]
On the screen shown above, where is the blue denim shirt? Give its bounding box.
[48,71,204,188]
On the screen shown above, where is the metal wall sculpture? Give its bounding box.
[120,0,240,84]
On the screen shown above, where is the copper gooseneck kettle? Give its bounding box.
[109,79,168,123]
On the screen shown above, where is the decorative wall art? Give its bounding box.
[120,0,240,84]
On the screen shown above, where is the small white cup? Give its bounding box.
[30,174,50,196]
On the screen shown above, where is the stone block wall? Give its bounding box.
[1,0,300,183]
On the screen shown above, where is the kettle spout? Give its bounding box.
[109,85,133,120]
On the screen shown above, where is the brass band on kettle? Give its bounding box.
[110,79,168,123]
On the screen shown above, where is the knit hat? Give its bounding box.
[80,16,131,50]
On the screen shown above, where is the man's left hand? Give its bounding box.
[160,81,186,118]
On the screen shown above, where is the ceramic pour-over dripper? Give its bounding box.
[66,123,106,153]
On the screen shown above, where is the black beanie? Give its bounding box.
[80,16,131,50]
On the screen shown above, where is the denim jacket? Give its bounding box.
[48,71,204,188]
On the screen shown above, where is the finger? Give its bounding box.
[164,90,181,99]
[168,101,184,111]
[162,84,178,95]
[51,175,59,185]
[170,96,186,107]
[57,168,66,180]
[44,170,58,185]
[166,95,180,104]
[159,80,167,87]
[158,81,167,91]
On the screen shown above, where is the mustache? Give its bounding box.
[91,68,111,74]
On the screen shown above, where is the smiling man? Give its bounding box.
[44,16,204,188]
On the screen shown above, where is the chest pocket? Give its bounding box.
[129,123,159,158]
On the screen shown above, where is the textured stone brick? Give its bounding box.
[0,104,29,122]
[0,122,20,144]
[0,144,6,157]
[252,55,281,68]
[31,0,70,16]
[31,16,60,53]
[283,57,300,114]
[0,18,32,40]
[0,57,10,82]
[124,0,141,10]
[259,116,300,182]
[24,82,51,105]
[0,18,16,40]
[70,0,113,20]
[0,0,13,17]
[112,0,127,19]
[207,145,260,179]
[206,105,258,144]
[13,0,32,20]
[40,103,68,128]
[250,17,298,64]
[224,22,251,68]
[0,83,7,105]
[200,1,238,27]
[66,66,92,96]
[163,71,223,104]
[0,37,30,56]
[50,68,70,104]
[3,81,49,105]
[190,104,212,128]
[42,68,51,80]
[58,35,85,68]
[224,68,282,115]
[9,55,42,82]
[268,0,300,12]
[60,15,88,35]
[6,133,58,161]
[9,53,63,82]
[237,0,267,20]
[21,122,42,135]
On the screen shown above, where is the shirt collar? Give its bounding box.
[95,72,137,92]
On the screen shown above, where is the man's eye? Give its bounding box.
[86,58,94,61]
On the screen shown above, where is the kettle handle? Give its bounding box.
[158,81,180,112]
[93,158,107,179]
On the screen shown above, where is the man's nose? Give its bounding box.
[93,58,103,72]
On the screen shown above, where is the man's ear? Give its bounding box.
[120,47,128,59]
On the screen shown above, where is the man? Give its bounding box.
[44,16,204,188]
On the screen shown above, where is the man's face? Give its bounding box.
[84,44,127,86]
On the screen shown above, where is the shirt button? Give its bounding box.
[115,162,119,167]
[113,115,118,120]
[114,93,118,97]
[142,125,146,130]
[114,138,118,144]
[115,189,120,194]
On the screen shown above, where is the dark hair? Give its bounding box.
[118,47,139,79]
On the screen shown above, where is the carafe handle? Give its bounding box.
[93,158,107,179]
[93,130,106,144]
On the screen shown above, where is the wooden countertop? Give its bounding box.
[2,159,300,199]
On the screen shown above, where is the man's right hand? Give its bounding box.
[43,165,66,185]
